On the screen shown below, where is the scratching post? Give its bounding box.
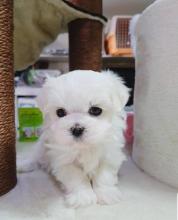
[0,0,17,195]
[69,0,103,71]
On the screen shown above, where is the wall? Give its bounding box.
[103,0,155,18]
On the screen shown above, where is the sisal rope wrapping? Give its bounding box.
[0,0,17,196]
[69,0,103,71]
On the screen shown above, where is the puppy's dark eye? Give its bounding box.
[56,108,67,118]
[89,106,102,116]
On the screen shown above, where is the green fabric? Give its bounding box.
[14,0,105,71]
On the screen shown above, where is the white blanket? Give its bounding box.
[0,154,176,220]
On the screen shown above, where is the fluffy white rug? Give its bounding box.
[0,143,177,220]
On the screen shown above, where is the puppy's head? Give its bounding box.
[37,70,129,148]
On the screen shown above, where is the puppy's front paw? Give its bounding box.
[94,186,122,205]
[17,159,39,173]
[65,188,97,208]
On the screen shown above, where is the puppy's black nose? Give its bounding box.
[70,125,85,138]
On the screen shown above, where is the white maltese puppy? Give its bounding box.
[18,70,129,207]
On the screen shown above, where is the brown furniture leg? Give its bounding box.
[68,0,103,71]
[0,0,17,196]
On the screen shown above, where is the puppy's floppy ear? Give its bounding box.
[102,70,130,112]
[36,76,56,114]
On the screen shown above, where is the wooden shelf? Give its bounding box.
[39,54,68,62]
[102,56,135,69]
[38,54,135,69]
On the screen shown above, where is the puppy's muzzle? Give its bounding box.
[70,124,85,138]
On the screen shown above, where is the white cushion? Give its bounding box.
[133,0,178,188]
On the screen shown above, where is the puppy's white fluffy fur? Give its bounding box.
[18,70,129,207]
